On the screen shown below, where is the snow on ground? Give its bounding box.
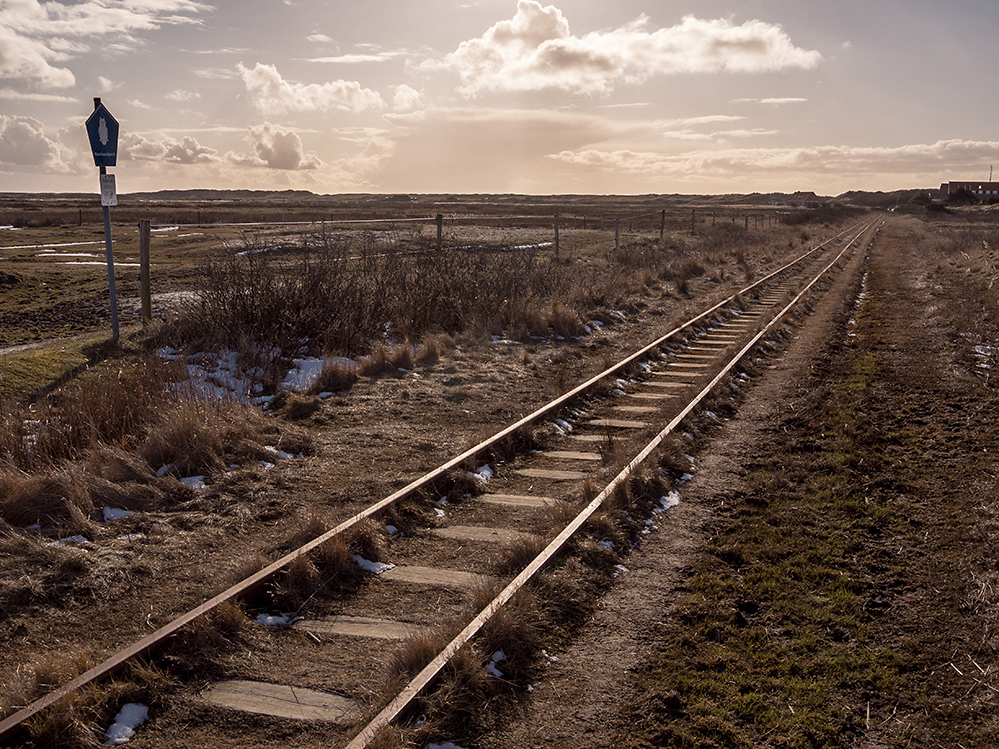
[255,613,302,627]
[281,356,357,392]
[104,702,148,746]
[102,507,135,522]
[352,555,395,574]
[468,464,494,483]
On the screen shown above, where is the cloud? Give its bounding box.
[0,0,209,89]
[307,33,335,44]
[437,2,821,96]
[237,62,384,114]
[0,115,72,170]
[547,139,999,181]
[308,52,404,64]
[228,123,324,170]
[0,88,76,102]
[734,97,808,105]
[121,133,219,164]
[392,84,421,112]
[164,89,201,102]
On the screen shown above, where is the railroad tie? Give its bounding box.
[201,680,363,723]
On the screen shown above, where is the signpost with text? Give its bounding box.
[85,98,120,340]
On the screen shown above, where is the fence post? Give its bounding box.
[614,218,620,252]
[139,219,151,325]
[554,211,560,258]
[659,209,665,244]
[436,214,443,252]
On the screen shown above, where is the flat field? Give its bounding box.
[1,194,997,747]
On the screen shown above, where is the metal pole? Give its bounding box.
[139,219,151,324]
[94,98,118,341]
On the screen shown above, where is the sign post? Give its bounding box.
[85,97,120,340]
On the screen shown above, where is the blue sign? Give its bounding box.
[85,103,119,168]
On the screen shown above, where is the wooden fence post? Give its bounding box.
[659,209,666,243]
[436,214,443,252]
[554,211,560,258]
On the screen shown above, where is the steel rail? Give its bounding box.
[0,222,861,742]
[344,218,878,748]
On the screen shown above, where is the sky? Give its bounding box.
[2,0,998,196]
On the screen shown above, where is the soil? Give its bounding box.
[479,214,999,747]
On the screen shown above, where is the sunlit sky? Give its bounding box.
[2,0,998,196]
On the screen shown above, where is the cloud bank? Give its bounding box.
[0,0,209,89]
[440,1,821,95]
[237,62,384,115]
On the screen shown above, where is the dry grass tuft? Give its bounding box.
[309,360,358,394]
[492,534,548,577]
[0,465,95,531]
[413,333,451,365]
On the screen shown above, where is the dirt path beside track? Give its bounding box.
[482,215,999,747]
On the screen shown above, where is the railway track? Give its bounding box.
[0,219,880,747]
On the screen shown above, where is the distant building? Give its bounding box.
[939,181,999,199]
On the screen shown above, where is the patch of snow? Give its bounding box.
[352,555,395,574]
[598,540,614,550]
[435,508,446,518]
[386,525,400,536]
[57,535,89,546]
[613,564,629,577]
[105,702,149,746]
[260,461,275,470]
[116,533,145,542]
[179,476,208,490]
[255,613,302,627]
[317,391,334,399]
[156,463,172,477]
[485,661,504,678]
[678,473,693,484]
[552,418,573,435]
[102,507,135,522]
[468,464,494,483]
[427,743,468,749]
[282,356,357,392]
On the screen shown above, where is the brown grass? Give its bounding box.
[306,359,358,394]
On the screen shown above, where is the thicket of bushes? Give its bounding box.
[161,227,747,359]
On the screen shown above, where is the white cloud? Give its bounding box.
[0,0,210,89]
[228,123,324,170]
[307,33,335,44]
[98,76,121,93]
[164,89,201,101]
[122,133,219,164]
[548,139,999,180]
[308,52,404,64]
[734,97,808,105]
[0,88,76,102]
[437,2,821,96]
[0,115,72,170]
[392,84,421,112]
[237,62,384,114]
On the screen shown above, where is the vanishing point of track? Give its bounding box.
[0,219,881,746]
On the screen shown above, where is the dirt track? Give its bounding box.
[481,215,999,747]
